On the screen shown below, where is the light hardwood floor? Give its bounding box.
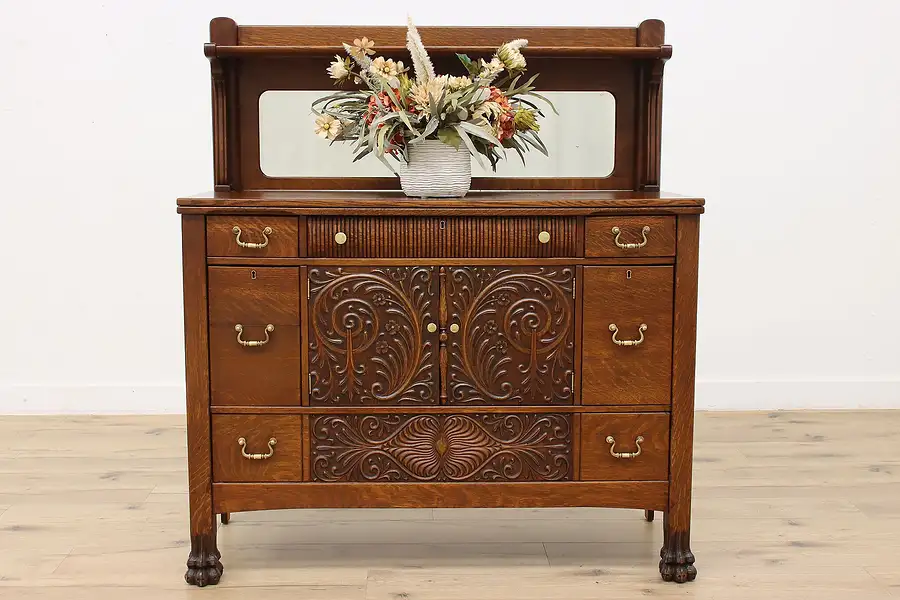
[0,411,898,599]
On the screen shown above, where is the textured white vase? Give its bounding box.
[398,139,471,198]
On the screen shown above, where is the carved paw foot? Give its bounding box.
[185,534,223,587]
[659,533,696,583]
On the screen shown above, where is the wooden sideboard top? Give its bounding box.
[177,190,705,215]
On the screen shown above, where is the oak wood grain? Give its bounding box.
[206,216,299,257]
[211,414,302,482]
[581,266,674,405]
[580,413,669,480]
[208,267,300,326]
[209,324,301,406]
[585,216,676,257]
[213,481,668,512]
[663,215,701,581]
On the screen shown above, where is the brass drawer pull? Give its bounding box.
[238,437,276,460]
[609,323,647,347]
[232,225,272,249]
[538,230,551,244]
[426,322,437,333]
[449,323,460,334]
[612,225,650,249]
[235,324,274,347]
[606,435,643,459]
[334,231,348,245]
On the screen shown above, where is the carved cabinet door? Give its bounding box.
[308,266,440,405]
[444,266,576,405]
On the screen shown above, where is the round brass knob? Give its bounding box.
[334,231,348,245]
[538,230,551,244]
[426,322,437,333]
[449,323,460,334]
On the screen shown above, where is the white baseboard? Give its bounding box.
[695,379,900,410]
[1,380,899,414]
[0,384,185,414]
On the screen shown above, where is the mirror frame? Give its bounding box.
[206,18,670,192]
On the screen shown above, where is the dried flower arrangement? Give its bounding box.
[311,18,556,174]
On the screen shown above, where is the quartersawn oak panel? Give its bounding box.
[311,413,573,482]
[212,414,302,482]
[580,412,669,480]
[206,216,299,257]
[308,217,577,258]
[208,267,300,326]
[209,324,301,406]
[581,266,674,405]
[446,266,575,405]
[585,216,675,257]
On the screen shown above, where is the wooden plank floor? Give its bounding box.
[0,410,898,599]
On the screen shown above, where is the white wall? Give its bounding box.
[1,0,898,413]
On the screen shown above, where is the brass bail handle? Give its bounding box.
[609,323,647,347]
[233,225,273,249]
[235,324,275,347]
[238,437,277,460]
[612,225,650,250]
[606,435,644,459]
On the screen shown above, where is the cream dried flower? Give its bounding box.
[409,75,448,113]
[369,56,405,79]
[351,37,375,56]
[447,75,473,91]
[314,114,342,139]
[497,39,528,71]
[478,57,505,80]
[327,55,350,81]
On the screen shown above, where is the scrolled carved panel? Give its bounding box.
[308,266,439,405]
[311,413,572,482]
[446,267,575,405]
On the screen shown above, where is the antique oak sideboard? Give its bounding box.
[178,18,702,586]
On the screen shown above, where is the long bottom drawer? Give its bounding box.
[210,411,669,484]
[311,413,574,482]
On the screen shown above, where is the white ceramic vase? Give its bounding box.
[398,139,471,198]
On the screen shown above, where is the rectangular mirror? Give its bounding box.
[259,90,615,179]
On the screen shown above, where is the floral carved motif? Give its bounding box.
[447,267,575,405]
[308,267,438,405]
[312,413,572,482]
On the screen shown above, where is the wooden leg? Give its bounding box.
[644,510,654,522]
[659,215,700,584]
[220,513,230,525]
[182,215,223,587]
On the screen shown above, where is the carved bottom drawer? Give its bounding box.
[212,415,302,482]
[311,413,573,482]
[580,413,669,481]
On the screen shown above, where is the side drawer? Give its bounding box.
[209,267,301,406]
[308,217,577,258]
[212,414,303,482]
[207,216,299,258]
[581,266,673,405]
[585,216,675,257]
[310,413,573,481]
[580,413,669,480]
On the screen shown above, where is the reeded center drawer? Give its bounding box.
[580,413,669,480]
[207,216,299,258]
[585,216,675,257]
[581,266,673,405]
[308,217,576,258]
[212,414,302,482]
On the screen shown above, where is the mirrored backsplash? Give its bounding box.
[259,90,615,179]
